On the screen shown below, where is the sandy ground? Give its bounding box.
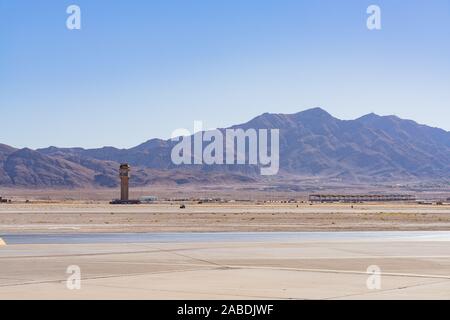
[1,202,450,233]
[0,235,449,299]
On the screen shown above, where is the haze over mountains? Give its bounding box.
[1,108,449,188]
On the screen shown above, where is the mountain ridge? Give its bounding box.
[1,108,449,188]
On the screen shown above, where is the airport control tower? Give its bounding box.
[120,163,130,202]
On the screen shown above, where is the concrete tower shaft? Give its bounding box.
[120,164,130,202]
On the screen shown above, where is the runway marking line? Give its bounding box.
[223,265,450,280]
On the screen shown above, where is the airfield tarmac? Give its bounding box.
[0,203,449,299]
[0,231,450,300]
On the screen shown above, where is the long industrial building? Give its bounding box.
[309,194,416,203]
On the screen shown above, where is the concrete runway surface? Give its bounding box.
[0,232,449,300]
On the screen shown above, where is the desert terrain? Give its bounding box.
[0,202,450,233]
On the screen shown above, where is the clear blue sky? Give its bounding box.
[1,0,449,149]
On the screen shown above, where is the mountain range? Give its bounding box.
[1,108,449,188]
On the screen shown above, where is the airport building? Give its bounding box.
[140,196,158,203]
[0,196,9,203]
[120,163,130,202]
[309,194,416,203]
[110,164,141,204]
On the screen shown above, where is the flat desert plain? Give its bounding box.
[0,202,450,233]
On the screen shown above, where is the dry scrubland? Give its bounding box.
[0,202,450,233]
